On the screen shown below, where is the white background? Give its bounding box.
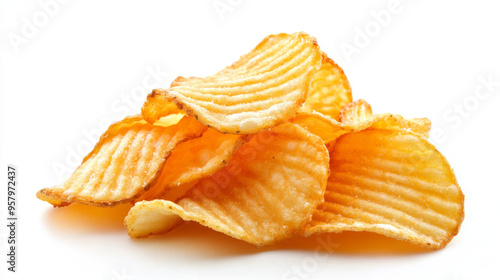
[1,0,500,279]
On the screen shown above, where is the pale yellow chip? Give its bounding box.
[339,99,373,124]
[142,32,322,134]
[37,115,207,207]
[304,129,464,249]
[125,123,330,245]
[135,129,248,202]
[300,54,352,121]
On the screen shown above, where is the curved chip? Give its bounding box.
[300,54,352,121]
[144,32,322,134]
[404,118,432,137]
[292,111,431,144]
[141,90,185,124]
[339,99,373,124]
[135,129,248,202]
[293,103,431,143]
[125,123,330,245]
[368,114,431,138]
[291,112,346,143]
[340,100,431,137]
[304,129,464,249]
[36,192,70,207]
[37,115,207,207]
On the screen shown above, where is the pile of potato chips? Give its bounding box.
[38,32,464,249]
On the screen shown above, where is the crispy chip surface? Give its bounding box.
[143,32,322,134]
[292,110,431,144]
[135,129,247,202]
[304,129,464,249]
[405,118,432,137]
[339,100,431,137]
[125,123,330,245]
[141,91,184,124]
[37,115,206,207]
[291,112,347,143]
[368,114,431,138]
[301,54,352,120]
[339,99,373,124]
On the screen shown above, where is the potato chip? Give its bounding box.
[304,129,464,249]
[339,99,373,124]
[368,114,431,138]
[37,115,206,207]
[135,129,248,202]
[157,181,199,202]
[339,100,431,137]
[291,112,347,144]
[300,54,352,120]
[125,123,330,245]
[36,191,70,207]
[292,109,431,144]
[294,96,432,144]
[141,90,184,124]
[405,118,432,137]
[142,32,322,134]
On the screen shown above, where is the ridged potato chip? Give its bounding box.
[300,54,352,120]
[368,114,431,138]
[405,118,432,137]
[142,32,322,134]
[293,98,432,143]
[339,99,373,124]
[291,112,347,144]
[292,110,431,144]
[37,115,206,207]
[125,123,330,245]
[135,129,247,202]
[141,90,184,123]
[304,129,464,249]
[36,192,70,207]
[340,100,431,137]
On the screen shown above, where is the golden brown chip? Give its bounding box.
[36,192,71,207]
[37,115,207,207]
[339,100,431,138]
[135,129,248,202]
[405,118,432,137]
[125,123,330,245]
[142,32,322,134]
[292,107,431,143]
[339,99,373,124]
[291,112,347,143]
[368,114,431,138]
[300,54,352,120]
[304,129,464,249]
[141,90,185,124]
